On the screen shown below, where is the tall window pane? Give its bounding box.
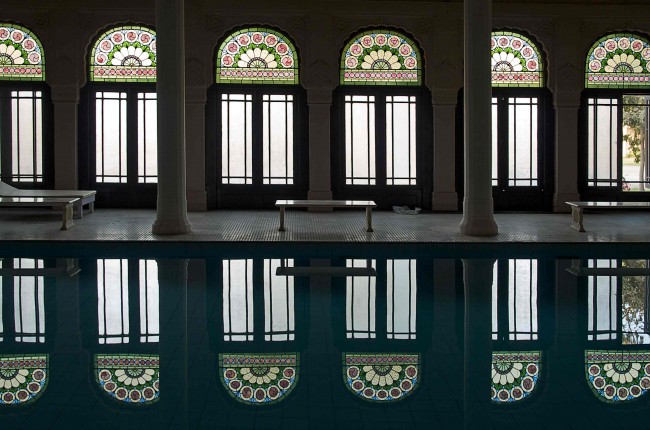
[492,97,498,186]
[345,95,376,185]
[97,259,129,344]
[387,259,417,339]
[13,259,45,343]
[263,95,294,185]
[346,259,376,338]
[95,92,128,183]
[137,92,157,184]
[386,96,417,185]
[587,259,618,341]
[587,98,618,187]
[508,97,538,186]
[221,94,252,184]
[139,260,159,343]
[507,259,538,340]
[622,95,650,192]
[222,259,254,341]
[264,259,295,341]
[10,91,43,182]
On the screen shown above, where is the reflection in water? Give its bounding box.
[139,261,160,343]
[346,259,376,339]
[343,353,419,402]
[387,260,417,340]
[98,259,129,344]
[222,259,254,341]
[96,354,160,404]
[492,259,538,341]
[585,350,650,402]
[14,259,45,344]
[491,351,541,403]
[264,259,295,341]
[0,355,47,405]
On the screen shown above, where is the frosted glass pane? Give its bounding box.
[508,259,538,340]
[221,94,253,184]
[96,92,127,183]
[264,259,295,341]
[508,98,538,186]
[9,92,43,182]
[223,259,253,341]
[386,96,417,185]
[139,260,159,343]
[138,93,158,184]
[346,259,376,338]
[13,259,45,343]
[263,95,294,185]
[387,259,416,339]
[345,96,376,185]
[492,261,498,339]
[97,259,129,344]
[492,98,498,185]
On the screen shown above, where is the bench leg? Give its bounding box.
[570,206,585,232]
[74,202,83,219]
[61,204,75,230]
[279,207,286,232]
[88,201,95,213]
[366,207,373,232]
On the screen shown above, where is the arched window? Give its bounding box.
[586,350,650,402]
[491,351,541,403]
[0,23,52,188]
[343,353,419,402]
[95,354,160,404]
[487,31,552,211]
[79,25,158,207]
[0,355,48,405]
[581,33,650,198]
[207,27,307,208]
[333,29,431,208]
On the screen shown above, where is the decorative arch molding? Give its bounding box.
[586,350,650,403]
[0,355,48,405]
[0,23,45,81]
[491,351,541,403]
[89,24,157,82]
[340,28,422,86]
[215,27,299,84]
[585,32,650,88]
[95,354,160,404]
[491,31,545,87]
[343,353,420,402]
[220,353,299,405]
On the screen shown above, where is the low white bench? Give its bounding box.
[0,182,96,219]
[0,197,79,230]
[566,201,650,232]
[275,200,377,232]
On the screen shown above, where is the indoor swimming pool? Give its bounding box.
[0,244,649,429]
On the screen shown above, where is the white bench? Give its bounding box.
[0,181,96,219]
[0,197,79,230]
[566,201,650,232]
[275,200,377,232]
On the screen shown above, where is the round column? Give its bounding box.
[460,0,498,236]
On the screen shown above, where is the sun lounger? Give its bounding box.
[0,181,95,219]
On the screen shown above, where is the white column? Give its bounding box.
[460,0,498,236]
[152,0,191,234]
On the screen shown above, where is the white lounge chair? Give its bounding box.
[0,181,96,218]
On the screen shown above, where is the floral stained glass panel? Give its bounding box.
[0,24,44,81]
[491,351,541,403]
[343,353,419,402]
[0,355,47,405]
[341,30,421,86]
[586,350,650,402]
[90,26,156,82]
[586,34,650,88]
[491,31,544,88]
[220,353,299,405]
[95,354,160,404]
[216,28,299,84]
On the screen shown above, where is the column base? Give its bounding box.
[553,192,581,213]
[152,217,192,235]
[460,198,498,236]
[307,190,333,212]
[431,192,459,211]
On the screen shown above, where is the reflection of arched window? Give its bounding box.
[333,28,431,208]
[95,354,159,404]
[80,25,158,207]
[343,353,419,402]
[97,259,159,344]
[586,350,650,402]
[0,355,48,405]
[491,351,541,403]
[220,353,299,405]
[222,259,295,341]
[208,27,307,208]
[489,31,551,211]
[0,259,46,343]
[581,33,650,198]
[0,23,52,187]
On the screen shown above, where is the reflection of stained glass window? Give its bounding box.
[586,350,650,402]
[0,355,48,405]
[491,31,544,88]
[491,351,541,403]
[220,353,299,404]
[90,25,156,82]
[96,354,159,404]
[216,28,298,84]
[586,34,650,88]
[343,353,419,402]
[0,24,45,81]
[340,30,421,86]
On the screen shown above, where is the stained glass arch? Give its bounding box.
[95,354,160,404]
[343,353,420,402]
[0,355,48,405]
[491,351,541,403]
[0,23,45,81]
[585,33,650,88]
[340,28,422,86]
[586,350,650,403]
[220,353,299,405]
[216,27,299,84]
[491,31,544,88]
[89,25,157,82]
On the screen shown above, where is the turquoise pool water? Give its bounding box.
[0,245,649,429]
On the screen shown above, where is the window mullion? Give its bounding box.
[376,92,387,186]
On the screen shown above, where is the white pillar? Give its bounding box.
[153,0,191,234]
[460,0,498,236]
